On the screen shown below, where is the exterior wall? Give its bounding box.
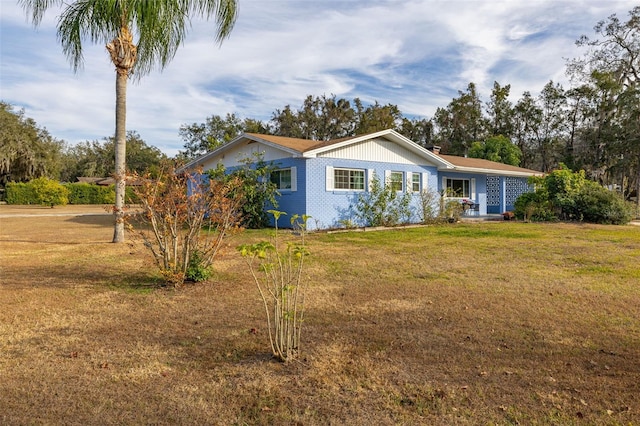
[267,157,308,228]
[303,157,439,229]
[504,177,533,211]
[438,172,488,216]
[485,176,533,214]
[195,135,536,227]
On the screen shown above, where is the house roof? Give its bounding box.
[244,133,323,152]
[438,155,542,177]
[180,129,542,177]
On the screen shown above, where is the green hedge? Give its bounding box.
[5,182,37,205]
[65,183,116,204]
[5,181,138,205]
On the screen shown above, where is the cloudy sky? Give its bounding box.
[0,0,636,156]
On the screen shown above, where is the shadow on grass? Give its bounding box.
[65,214,113,226]
[4,263,162,293]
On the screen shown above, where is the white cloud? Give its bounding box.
[1,0,637,156]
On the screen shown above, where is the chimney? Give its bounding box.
[428,145,441,155]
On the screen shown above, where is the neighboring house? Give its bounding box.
[181,129,541,229]
[77,177,115,186]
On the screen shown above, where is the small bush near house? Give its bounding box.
[514,165,632,224]
[207,154,279,229]
[418,187,439,224]
[442,199,463,222]
[514,192,555,222]
[355,173,412,227]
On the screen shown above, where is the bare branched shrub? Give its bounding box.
[129,166,244,286]
[238,211,310,362]
[418,187,439,223]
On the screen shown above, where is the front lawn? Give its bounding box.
[1,213,638,424]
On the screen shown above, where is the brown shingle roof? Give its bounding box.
[438,155,541,174]
[245,133,325,152]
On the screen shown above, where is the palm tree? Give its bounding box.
[21,0,239,242]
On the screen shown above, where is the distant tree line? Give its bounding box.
[0,101,167,190]
[178,7,639,205]
[2,7,638,206]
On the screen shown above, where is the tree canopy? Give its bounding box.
[468,135,522,166]
[0,102,65,188]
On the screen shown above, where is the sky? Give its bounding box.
[0,0,636,156]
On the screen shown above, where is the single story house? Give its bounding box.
[182,129,541,229]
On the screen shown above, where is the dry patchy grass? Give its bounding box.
[1,207,639,425]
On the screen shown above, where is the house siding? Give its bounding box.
[302,157,439,229]
[267,157,307,228]
[318,137,430,165]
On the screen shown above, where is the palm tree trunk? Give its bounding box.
[112,70,127,243]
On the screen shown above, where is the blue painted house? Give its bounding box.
[183,129,541,229]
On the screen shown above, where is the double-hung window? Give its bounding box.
[388,171,404,192]
[411,173,421,192]
[333,168,365,190]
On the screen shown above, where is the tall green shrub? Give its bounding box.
[514,166,632,224]
[5,182,36,204]
[31,177,69,207]
[573,182,633,225]
[355,173,412,227]
[206,154,278,229]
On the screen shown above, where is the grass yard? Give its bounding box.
[1,207,639,425]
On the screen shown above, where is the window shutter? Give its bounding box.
[442,176,447,196]
[422,173,429,191]
[368,169,375,191]
[290,166,297,192]
[407,173,413,192]
[326,166,333,191]
[471,178,476,200]
[384,170,391,185]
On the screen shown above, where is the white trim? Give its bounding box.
[368,169,375,191]
[290,166,297,192]
[326,166,334,191]
[471,177,476,200]
[332,167,366,191]
[438,165,540,177]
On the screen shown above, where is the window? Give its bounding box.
[334,168,365,190]
[446,178,470,198]
[270,168,291,189]
[411,173,420,192]
[270,167,296,191]
[388,171,403,192]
